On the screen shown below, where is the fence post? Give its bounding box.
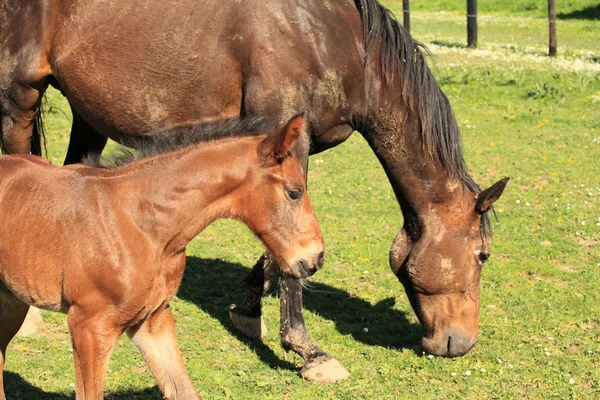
[403,0,410,33]
[467,0,477,48]
[548,0,557,56]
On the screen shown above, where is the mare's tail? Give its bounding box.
[30,100,47,156]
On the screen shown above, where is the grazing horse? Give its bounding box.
[0,115,324,400]
[0,0,508,381]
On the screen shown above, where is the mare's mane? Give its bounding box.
[354,0,491,233]
[84,117,278,169]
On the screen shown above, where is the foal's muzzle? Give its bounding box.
[297,251,325,277]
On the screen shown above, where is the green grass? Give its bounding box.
[4,2,600,399]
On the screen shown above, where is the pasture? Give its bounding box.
[4,1,599,399]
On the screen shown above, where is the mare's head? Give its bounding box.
[240,114,324,279]
[390,178,508,357]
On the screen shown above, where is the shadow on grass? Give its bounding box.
[177,257,422,372]
[3,371,162,399]
[558,4,600,20]
[431,39,467,49]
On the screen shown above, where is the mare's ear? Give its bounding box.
[259,113,306,165]
[475,177,510,214]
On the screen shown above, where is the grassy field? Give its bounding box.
[4,1,600,399]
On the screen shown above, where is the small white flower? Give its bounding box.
[481,368,486,373]
[363,327,369,333]
[525,202,530,207]
[569,378,575,384]
[545,351,550,356]
[363,270,369,274]
[515,200,521,204]
[465,370,471,376]
[427,354,434,359]
[509,364,514,368]
[451,372,457,377]
[581,221,586,225]
[497,359,503,364]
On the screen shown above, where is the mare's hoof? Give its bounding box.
[229,308,268,339]
[17,307,44,337]
[301,357,350,383]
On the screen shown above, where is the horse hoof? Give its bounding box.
[229,309,268,339]
[301,357,350,383]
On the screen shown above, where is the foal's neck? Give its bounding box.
[114,137,260,255]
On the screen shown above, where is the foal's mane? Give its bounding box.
[354,0,491,233]
[84,117,278,169]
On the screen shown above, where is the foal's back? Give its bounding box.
[0,155,151,312]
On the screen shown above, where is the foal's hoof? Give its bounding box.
[229,308,268,340]
[301,357,350,383]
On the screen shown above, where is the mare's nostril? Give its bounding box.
[317,251,324,269]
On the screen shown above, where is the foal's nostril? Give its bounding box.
[317,251,325,269]
[298,259,309,275]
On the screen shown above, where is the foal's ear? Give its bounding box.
[259,113,306,165]
[475,177,509,214]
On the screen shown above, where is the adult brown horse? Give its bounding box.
[0,114,324,400]
[0,0,508,382]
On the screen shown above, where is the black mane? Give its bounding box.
[84,116,278,169]
[354,0,491,233]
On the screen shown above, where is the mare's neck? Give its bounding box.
[362,103,463,240]
[114,138,258,255]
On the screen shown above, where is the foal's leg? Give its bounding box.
[127,306,200,400]
[0,289,30,400]
[63,107,108,165]
[68,309,121,400]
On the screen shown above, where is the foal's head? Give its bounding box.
[239,114,324,279]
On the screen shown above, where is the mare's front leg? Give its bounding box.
[68,308,121,400]
[63,107,108,165]
[279,277,349,382]
[127,305,200,400]
[229,254,277,339]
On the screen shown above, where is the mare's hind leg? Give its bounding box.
[67,309,121,400]
[0,287,30,400]
[63,107,108,165]
[0,83,46,154]
[127,305,200,400]
[229,254,277,339]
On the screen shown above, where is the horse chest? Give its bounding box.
[130,256,186,323]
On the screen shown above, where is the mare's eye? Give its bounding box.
[287,188,303,200]
[478,252,490,264]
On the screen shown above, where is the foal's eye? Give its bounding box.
[478,252,490,264]
[287,188,303,200]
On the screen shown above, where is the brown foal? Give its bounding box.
[0,114,324,400]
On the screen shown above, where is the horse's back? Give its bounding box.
[46,0,365,140]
